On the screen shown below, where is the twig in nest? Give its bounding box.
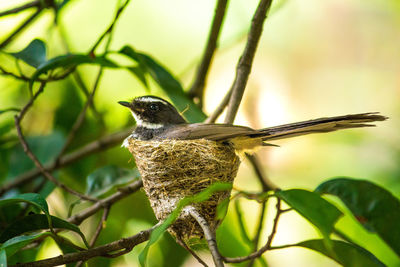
[187,206,224,267]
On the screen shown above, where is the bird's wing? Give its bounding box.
[158,123,258,141]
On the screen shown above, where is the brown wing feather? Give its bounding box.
[159,123,258,141]
[158,112,387,142]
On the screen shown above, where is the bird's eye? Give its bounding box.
[149,103,159,111]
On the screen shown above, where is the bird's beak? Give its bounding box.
[118,101,131,108]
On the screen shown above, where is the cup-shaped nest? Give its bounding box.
[124,138,241,242]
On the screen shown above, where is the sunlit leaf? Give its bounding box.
[9,39,47,68]
[0,214,88,248]
[316,177,400,257]
[280,239,385,267]
[30,54,119,88]
[276,189,342,239]
[139,182,233,266]
[119,46,206,123]
[86,165,140,197]
[234,200,252,246]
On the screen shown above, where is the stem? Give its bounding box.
[224,0,273,124]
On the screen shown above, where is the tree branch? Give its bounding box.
[246,154,277,191]
[0,0,41,17]
[11,226,154,267]
[224,198,282,263]
[0,128,134,197]
[0,7,43,49]
[188,206,224,267]
[14,113,98,202]
[224,0,272,124]
[188,0,229,107]
[67,179,143,225]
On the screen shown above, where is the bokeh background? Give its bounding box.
[1,0,399,266]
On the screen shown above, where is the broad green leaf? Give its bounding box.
[9,39,47,68]
[0,193,49,215]
[30,54,119,88]
[316,177,400,257]
[0,214,88,248]
[276,189,342,239]
[6,132,64,179]
[139,182,232,266]
[86,165,140,197]
[0,232,51,258]
[119,46,206,123]
[216,197,230,221]
[0,249,6,267]
[284,239,385,267]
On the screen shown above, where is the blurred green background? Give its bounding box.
[1,0,399,266]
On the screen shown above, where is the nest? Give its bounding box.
[124,137,240,242]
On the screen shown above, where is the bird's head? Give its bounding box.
[118,95,186,128]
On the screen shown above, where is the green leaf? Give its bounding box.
[86,165,140,197]
[9,39,47,68]
[139,182,233,266]
[216,197,230,221]
[0,249,6,267]
[234,200,252,246]
[289,239,385,267]
[0,232,51,259]
[316,177,400,257]
[0,214,88,248]
[276,189,342,239]
[119,46,206,123]
[30,54,119,88]
[0,193,49,215]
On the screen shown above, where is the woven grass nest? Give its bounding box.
[124,137,240,242]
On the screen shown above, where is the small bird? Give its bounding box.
[118,95,386,152]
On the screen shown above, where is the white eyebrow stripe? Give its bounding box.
[137,97,169,105]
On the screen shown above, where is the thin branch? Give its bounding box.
[188,0,229,106]
[89,0,131,54]
[224,0,273,124]
[68,179,143,225]
[55,67,105,160]
[176,237,209,267]
[188,206,224,267]
[14,114,98,202]
[205,87,232,123]
[224,198,282,263]
[0,128,133,197]
[19,81,46,120]
[0,7,43,49]
[0,0,41,17]
[11,226,155,267]
[0,65,75,82]
[75,206,111,267]
[246,201,267,267]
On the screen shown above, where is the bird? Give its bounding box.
[118,95,387,152]
[118,95,386,241]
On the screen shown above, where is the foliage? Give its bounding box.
[0,0,398,266]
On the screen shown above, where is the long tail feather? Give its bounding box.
[252,112,387,141]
